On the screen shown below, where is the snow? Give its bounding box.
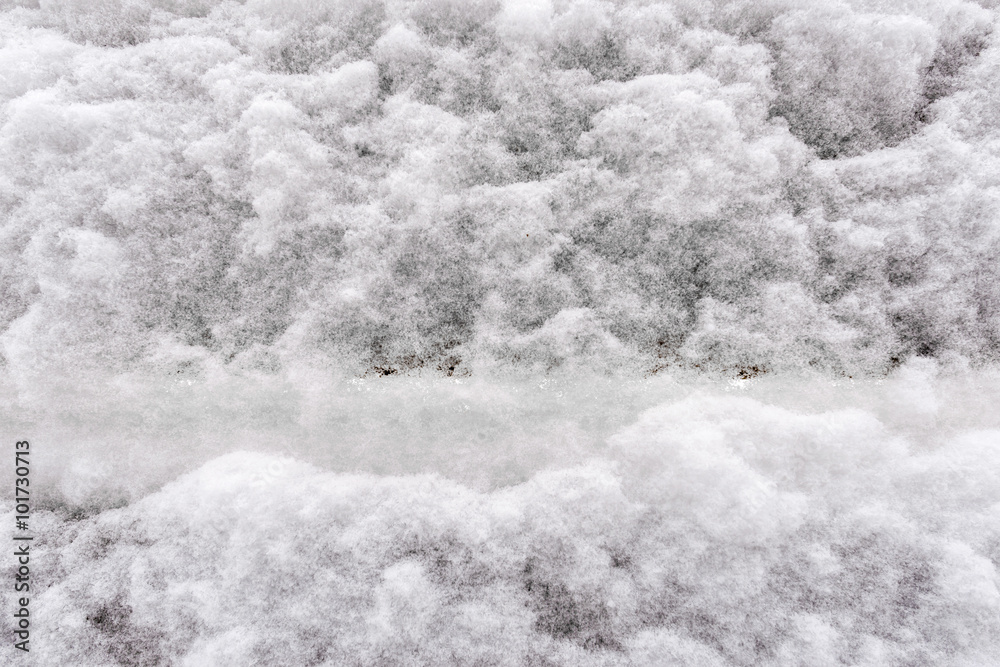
[5,367,1000,665]
[2,0,1000,663]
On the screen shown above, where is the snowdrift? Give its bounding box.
[5,368,1000,666]
[2,0,1000,664]
[1,0,999,379]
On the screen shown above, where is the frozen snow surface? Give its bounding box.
[1,0,1000,380]
[3,367,999,666]
[2,0,1000,664]
[4,368,1000,666]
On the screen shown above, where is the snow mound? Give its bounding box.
[14,394,1000,666]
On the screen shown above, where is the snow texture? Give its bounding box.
[1,0,999,664]
[7,368,1000,665]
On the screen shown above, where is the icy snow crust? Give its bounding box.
[2,0,1000,664]
[1,368,998,666]
[3,365,1000,666]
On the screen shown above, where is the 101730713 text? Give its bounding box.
[13,440,31,654]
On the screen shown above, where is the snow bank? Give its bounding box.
[1,0,999,380]
[6,369,1000,666]
[2,0,999,664]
